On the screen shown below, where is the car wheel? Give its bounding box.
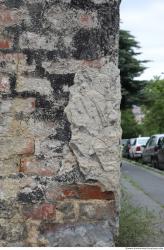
[151,157,159,168]
[130,153,133,159]
[155,158,159,169]
[142,156,145,164]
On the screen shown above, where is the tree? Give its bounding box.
[142,78,164,135]
[119,30,148,109]
[121,109,142,139]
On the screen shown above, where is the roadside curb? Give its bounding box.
[123,158,164,176]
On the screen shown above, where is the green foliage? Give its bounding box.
[119,30,148,109]
[142,78,164,134]
[116,191,156,247]
[121,109,142,139]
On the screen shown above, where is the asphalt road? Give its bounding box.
[121,160,164,246]
[121,160,164,208]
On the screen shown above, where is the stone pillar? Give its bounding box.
[0,0,121,247]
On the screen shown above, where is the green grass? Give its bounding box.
[116,190,157,247]
[122,174,143,191]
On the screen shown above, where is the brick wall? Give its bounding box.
[0,0,121,247]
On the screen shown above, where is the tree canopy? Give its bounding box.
[142,77,164,135]
[119,30,148,110]
[121,109,142,139]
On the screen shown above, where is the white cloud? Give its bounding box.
[121,0,164,80]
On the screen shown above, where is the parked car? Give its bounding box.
[150,137,164,170]
[129,137,150,159]
[121,139,128,147]
[142,134,164,167]
[122,138,136,158]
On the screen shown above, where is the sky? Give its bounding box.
[120,0,164,80]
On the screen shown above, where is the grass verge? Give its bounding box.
[115,190,157,247]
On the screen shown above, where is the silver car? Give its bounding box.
[142,134,164,166]
[129,137,150,159]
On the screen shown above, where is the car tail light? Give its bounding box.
[136,146,141,151]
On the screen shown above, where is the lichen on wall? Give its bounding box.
[0,0,121,247]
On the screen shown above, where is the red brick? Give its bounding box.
[46,184,115,202]
[78,185,114,200]
[20,158,56,177]
[0,39,11,49]
[46,186,78,202]
[23,203,56,220]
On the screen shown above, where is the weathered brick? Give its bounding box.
[0,222,26,242]
[16,77,53,96]
[79,200,116,221]
[79,14,96,28]
[0,200,19,219]
[0,53,27,76]
[46,184,115,202]
[19,32,58,50]
[0,137,34,159]
[24,119,57,138]
[0,8,22,27]
[78,184,115,200]
[0,9,13,24]
[23,203,56,220]
[20,158,57,177]
[56,202,75,221]
[0,75,10,93]
[0,116,29,137]
[0,115,11,135]
[0,53,26,63]
[0,158,20,176]
[12,98,36,114]
[81,58,106,69]
[0,100,12,113]
[0,178,20,200]
[42,58,105,74]
[0,39,12,49]
[0,98,35,114]
[25,220,42,247]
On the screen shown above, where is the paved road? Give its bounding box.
[121,160,164,247]
[122,160,164,208]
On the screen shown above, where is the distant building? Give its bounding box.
[132,105,145,124]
